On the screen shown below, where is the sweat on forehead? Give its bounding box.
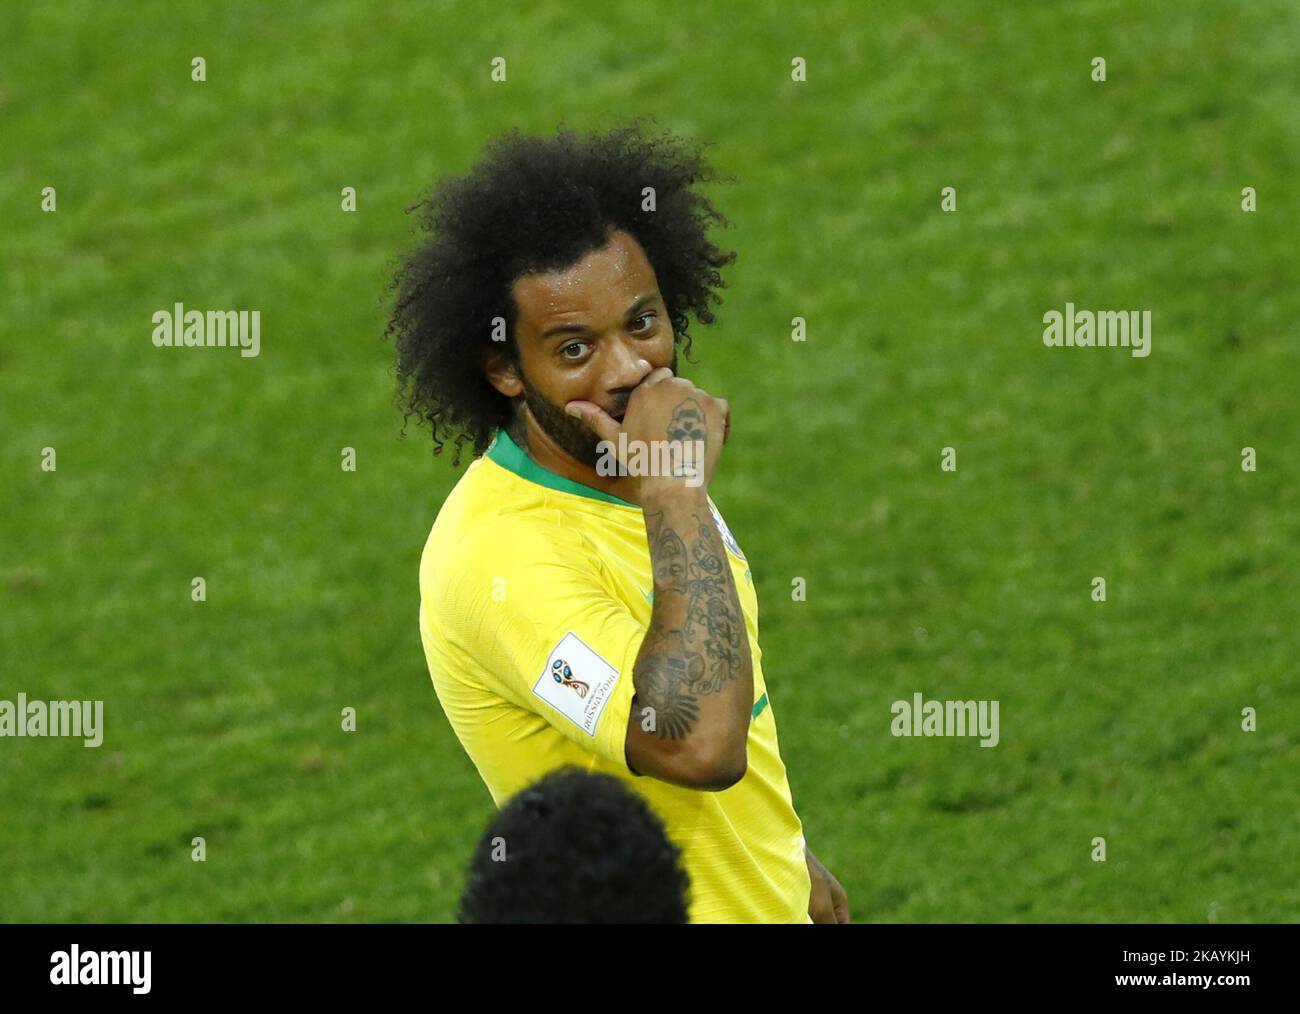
[512,231,660,335]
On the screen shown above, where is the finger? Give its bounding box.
[831,881,850,923]
[565,400,621,446]
[639,366,676,389]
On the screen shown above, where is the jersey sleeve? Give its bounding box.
[433,515,649,774]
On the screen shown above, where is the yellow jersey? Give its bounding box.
[418,428,812,923]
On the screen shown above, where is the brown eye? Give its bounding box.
[631,313,656,332]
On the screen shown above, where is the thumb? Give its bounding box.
[565,400,622,447]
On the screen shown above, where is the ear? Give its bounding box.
[484,349,524,398]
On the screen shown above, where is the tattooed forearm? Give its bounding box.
[633,495,750,744]
[634,628,704,740]
[684,512,744,693]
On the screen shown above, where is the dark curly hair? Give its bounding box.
[385,117,738,465]
[457,765,692,924]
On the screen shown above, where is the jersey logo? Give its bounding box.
[533,633,620,736]
[708,498,746,560]
[551,659,590,699]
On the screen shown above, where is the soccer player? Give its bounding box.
[388,119,849,924]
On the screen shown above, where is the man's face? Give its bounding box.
[490,229,677,466]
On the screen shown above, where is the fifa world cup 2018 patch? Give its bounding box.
[533,632,621,736]
[708,498,746,560]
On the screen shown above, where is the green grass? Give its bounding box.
[2,0,1297,922]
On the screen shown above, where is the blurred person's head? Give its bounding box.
[457,766,691,923]
[386,117,736,466]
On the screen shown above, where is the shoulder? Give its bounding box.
[420,481,593,606]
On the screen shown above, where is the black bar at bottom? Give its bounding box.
[0,922,1287,1000]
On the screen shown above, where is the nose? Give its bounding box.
[601,334,654,393]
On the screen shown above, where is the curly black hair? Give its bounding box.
[457,765,692,924]
[385,117,738,465]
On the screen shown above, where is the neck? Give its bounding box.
[512,408,642,506]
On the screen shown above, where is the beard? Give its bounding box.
[517,349,679,468]
[521,380,604,466]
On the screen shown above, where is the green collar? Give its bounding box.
[486,428,639,509]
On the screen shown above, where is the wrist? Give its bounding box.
[639,478,708,508]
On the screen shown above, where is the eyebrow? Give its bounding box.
[538,293,659,342]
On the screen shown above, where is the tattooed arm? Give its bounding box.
[566,367,747,790]
[623,483,753,790]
